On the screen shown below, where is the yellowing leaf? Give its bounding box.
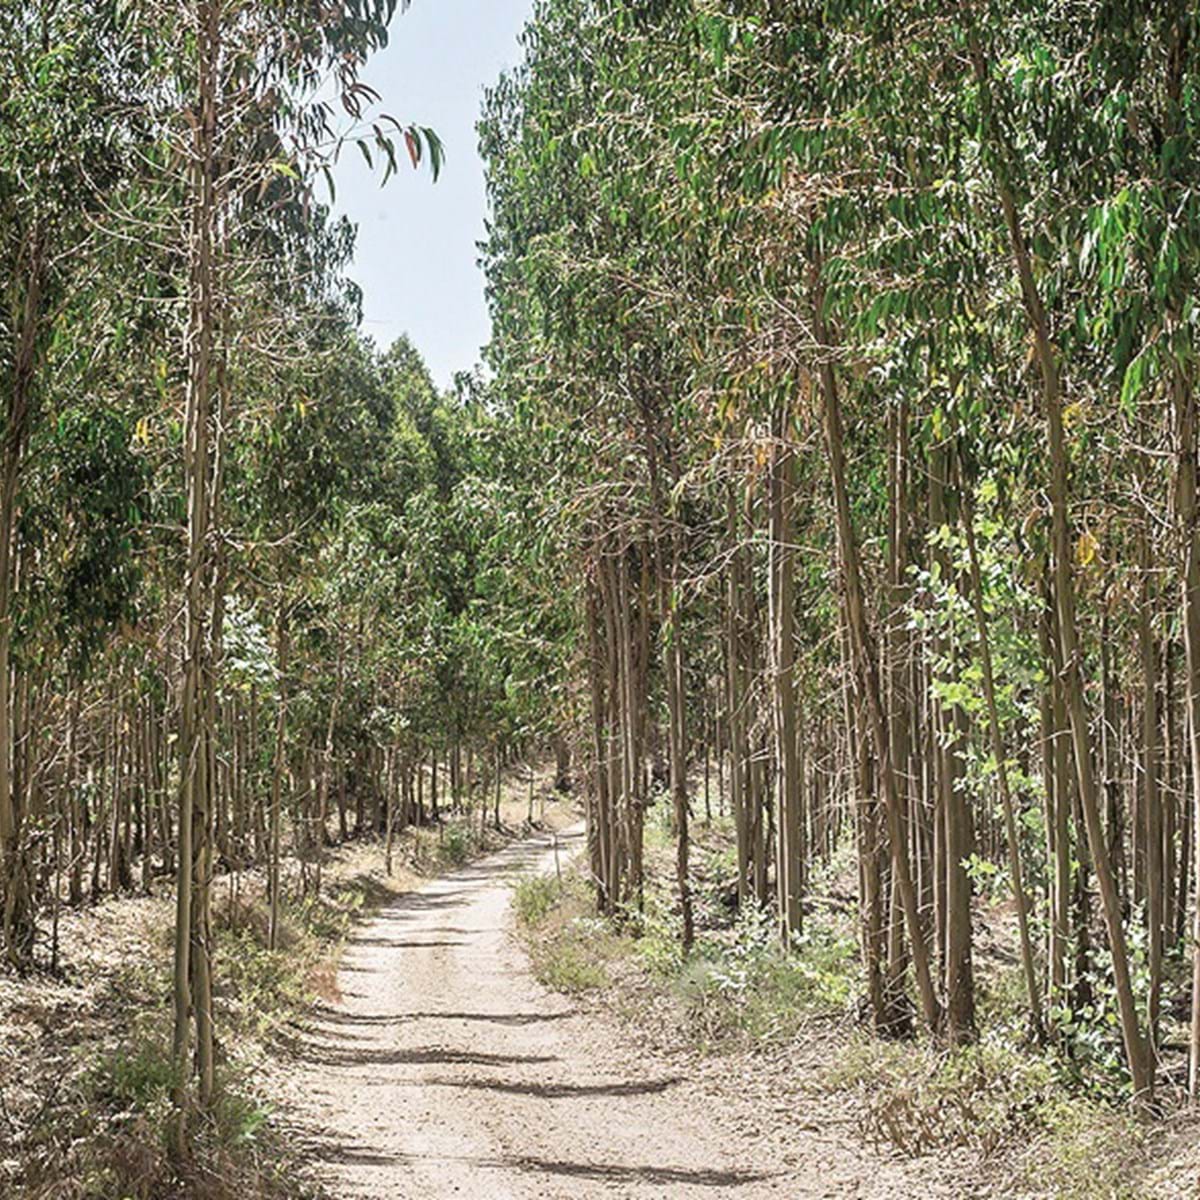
[1063,401,1082,429]
[1075,530,1099,566]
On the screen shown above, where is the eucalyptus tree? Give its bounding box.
[108,0,445,1136]
[484,0,749,941]
[948,0,1181,1099]
[5,0,1195,1159]
[0,0,148,969]
[483,0,1200,1097]
[1069,2,1200,1093]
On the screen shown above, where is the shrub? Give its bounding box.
[673,905,856,1047]
[827,1035,1150,1196]
[84,1034,179,1124]
[440,823,471,866]
[512,873,560,927]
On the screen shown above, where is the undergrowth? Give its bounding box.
[828,1036,1150,1198]
[1,868,397,1200]
[512,806,1172,1199]
[512,873,614,992]
[2,775,573,1200]
[514,815,857,1049]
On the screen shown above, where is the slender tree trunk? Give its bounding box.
[172,0,223,1144]
[268,602,288,951]
[769,398,803,941]
[1038,587,1072,1016]
[726,486,751,905]
[846,615,893,1033]
[887,402,919,1017]
[586,568,612,911]
[1172,332,1200,1099]
[1137,520,1165,1041]
[636,392,693,951]
[313,637,342,899]
[930,443,974,1043]
[970,31,1152,1096]
[964,508,1043,1037]
[0,230,42,970]
[811,270,941,1032]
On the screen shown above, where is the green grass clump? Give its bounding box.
[512,873,561,927]
[85,1034,179,1114]
[669,904,856,1048]
[1022,1098,1148,1200]
[680,939,855,1046]
[44,1026,295,1200]
[537,937,610,992]
[512,872,615,993]
[439,822,472,866]
[513,854,858,1043]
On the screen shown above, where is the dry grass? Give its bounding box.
[0,760,577,1200]
[513,800,1200,1200]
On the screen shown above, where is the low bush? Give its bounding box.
[827,1035,1150,1197]
[1,867,402,1200]
[512,872,616,992]
[537,936,610,992]
[512,873,561,927]
[439,822,472,866]
[6,1028,304,1200]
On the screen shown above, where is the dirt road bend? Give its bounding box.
[291,826,952,1199]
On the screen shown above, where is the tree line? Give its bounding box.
[1,0,566,1153]
[479,0,1200,1105]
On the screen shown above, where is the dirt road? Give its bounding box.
[293,826,955,1199]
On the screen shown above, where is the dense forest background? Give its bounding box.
[478,0,1200,1104]
[4,0,1200,1195]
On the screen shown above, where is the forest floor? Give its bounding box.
[507,813,1200,1200]
[281,822,971,1199]
[7,776,1200,1199]
[0,762,575,1199]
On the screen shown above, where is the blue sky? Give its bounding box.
[331,1,534,388]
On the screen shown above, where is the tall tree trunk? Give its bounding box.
[1038,587,1072,1016]
[637,393,693,950]
[1137,521,1165,1041]
[769,399,803,942]
[726,485,751,905]
[970,31,1152,1097]
[0,230,42,970]
[267,602,287,949]
[1172,327,1200,1099]
[930,443,974,1043]
[963,508,1043,1038]
[585,566,613,911]
[173,0,224,1132]
[811,268,941,1032]
[887,402,918,1017]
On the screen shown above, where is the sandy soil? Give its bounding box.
[286,825,966,1200]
